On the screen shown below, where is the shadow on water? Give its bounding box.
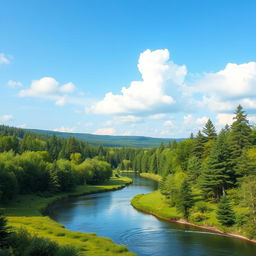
[49,172,256,256]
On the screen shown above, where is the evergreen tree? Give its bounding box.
[193,131,206,159]
[200,130,233,201]
[216,195,235,226]
[203,119,217,141]
[230,105,252,171]
[0,213,11,248]
[176,179,193,219]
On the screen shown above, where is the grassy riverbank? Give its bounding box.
[131,190,256,243]
[139,172,162,182]
[1,177,136,256]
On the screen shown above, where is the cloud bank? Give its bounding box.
[91,49,187,115]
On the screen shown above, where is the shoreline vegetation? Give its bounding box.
[133,175,256,244]
[1,176,136,256]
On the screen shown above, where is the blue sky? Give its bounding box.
[1,0,256,138]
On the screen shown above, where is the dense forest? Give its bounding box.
[130,105,256,238]
[1,104,256,254]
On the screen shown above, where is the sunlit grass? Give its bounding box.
[139,172,162,182]
[1,177,136,256]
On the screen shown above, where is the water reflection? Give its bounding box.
[49,173,256,256]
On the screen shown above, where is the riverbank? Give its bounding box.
[1,177,136,256]
[131,190,256,244]
[139,172,162,182]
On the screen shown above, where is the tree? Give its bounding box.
[203,119,217,141]
[193,131,206,159]
[176,179,193,219]
[216,195,235,226]
[200,130,234,201]
[0,213,11,248]
[229,105,252,175]
[241,176,256,224]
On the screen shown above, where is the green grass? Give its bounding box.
[131,191,181,219]
[139,173,162,182]
[131,190,252,239]
[1,177,136,256]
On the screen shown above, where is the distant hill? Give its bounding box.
[26,128,185,148]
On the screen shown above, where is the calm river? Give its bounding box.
[49,173,256,256]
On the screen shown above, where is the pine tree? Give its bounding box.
[230,105,252,164]
[0,213,11,248]
[200,129,234,201]
[203,119,217,141]
[193,131,206,159]
[216,195,235,226]
[176,180,194,219]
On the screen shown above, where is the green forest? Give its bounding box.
[0,105,256,255]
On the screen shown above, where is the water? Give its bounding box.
[49,173,256,256]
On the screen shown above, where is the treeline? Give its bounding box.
[119,105,256,237]
[0,128,115,203]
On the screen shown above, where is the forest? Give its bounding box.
[1,105,256,255]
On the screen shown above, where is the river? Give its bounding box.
[49,173,256,256]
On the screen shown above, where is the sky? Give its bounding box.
[1,0,256,138]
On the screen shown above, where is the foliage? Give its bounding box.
[216,195,236,226]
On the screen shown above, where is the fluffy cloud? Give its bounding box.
[0,53,10,64]
[195,116,208,125]
[187,62,256,112]
[19,77,75,105]
[0,114,13,123]
[93,128,116,135]
[91,49,187,115]
[53,126,75,132]
[216,113,235,127]
[7,80,23,88]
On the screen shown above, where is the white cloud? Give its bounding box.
[93,128,116,135]
[149,113,167,119]
[187,62,256,112]
[0,115,13,123]
[195,116,208,125]
[91,49,187,115]
[19,77,76,106]
[105,115,142,126]
[7,80,23,88]
[164,120,173,127]
[0,53,10,64]
[183,114,193,126]
[248,115,256,124]
[216,113,235,127]
[53,126,75,132]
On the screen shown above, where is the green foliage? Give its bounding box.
[202,119,217,141]
[216,195,236,226]
[0,213,12,248]
[176,179,194,219]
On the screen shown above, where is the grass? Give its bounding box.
[131,190,253,240]
[139,172,162,182]
[131,191,181,219]
[1,177,136,256]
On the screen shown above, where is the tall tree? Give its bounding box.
[229,105,252,172]
[203,119,217,141]
[216,195,235,226]
[200,129,233,201]
[193,131,206,159]
[176,179,193,219]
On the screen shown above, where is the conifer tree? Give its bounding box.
[203,119,217,141]
[193,131,206,159]
[200,129,233,201]
[216,195,235,226]
[230,105,252,161]
[0,213,11,248]
[176,179,193,219]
